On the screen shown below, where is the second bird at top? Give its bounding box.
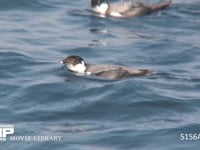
[91,0,172,18]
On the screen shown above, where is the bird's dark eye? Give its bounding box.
[74,60,77,64]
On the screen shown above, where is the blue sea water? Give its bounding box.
[0,0,200,149]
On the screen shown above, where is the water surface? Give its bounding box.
[0,0,200,149]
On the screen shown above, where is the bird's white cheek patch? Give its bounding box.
[74,64,86,73]
[68,61,86,74]
[93,3,108,15]
[67,64,74,71]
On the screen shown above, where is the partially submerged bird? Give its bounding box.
[91,0,172,18]
[60,55,152,80]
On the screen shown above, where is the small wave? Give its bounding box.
[0,0,56,11]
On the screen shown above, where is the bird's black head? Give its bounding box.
[91,0,108,7]
[61,55,85,65]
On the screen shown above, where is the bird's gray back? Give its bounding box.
[86,64,144,79]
